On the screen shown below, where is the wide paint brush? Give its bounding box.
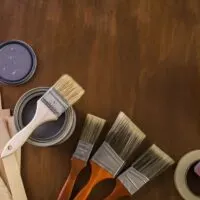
[74,112,146,200]
[57,114,105,200]
[1,74,84,158]
[105,145,175,199]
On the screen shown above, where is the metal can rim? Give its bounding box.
[0,40,37,85]
[14,87,76,146]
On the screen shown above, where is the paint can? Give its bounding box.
[174,150,200,200]
[14,87,76,147]
[0,40,37,85]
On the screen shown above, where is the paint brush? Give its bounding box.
[105,145,175,199]
[57,114,106,200]
[1,74,84,158]
[74,112,146,200]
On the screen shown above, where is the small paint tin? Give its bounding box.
[14,87,76,147]
[0,40,37,85]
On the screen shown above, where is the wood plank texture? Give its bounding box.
[0,0,200,199]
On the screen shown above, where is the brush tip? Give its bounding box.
[53,74,85,105]
[151,145,175,165]
[106,112,146,161]
[132,144,175,179]
[80,114,106,144]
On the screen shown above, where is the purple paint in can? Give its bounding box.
[194,161,200,177]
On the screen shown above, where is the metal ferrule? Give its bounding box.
[41,88,68,117]
[73,140,94,162]
[118,167,149,195]
[92,142,125,176]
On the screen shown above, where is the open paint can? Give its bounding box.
[14,87,76,147]
[0,40,37,85]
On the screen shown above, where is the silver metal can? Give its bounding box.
[14,87,76,147]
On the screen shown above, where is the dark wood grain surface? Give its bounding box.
[0,0,200,199]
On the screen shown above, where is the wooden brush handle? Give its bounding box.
[1,101,57,158]
[2,155,27,200]
[57,158,86,200]
[74,161,113,200]
[104,179,131,200]
[7,117,21,168]
[0,177,12,200]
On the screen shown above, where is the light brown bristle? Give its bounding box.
[105,112,146,161]
[80,114,106,144]
[53,74,85,105]
[132,144,175,179]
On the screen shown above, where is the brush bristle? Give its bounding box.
[80,114,106,144]
[132,144,175,179]
[53,74,85,105]
[105,112,146,161]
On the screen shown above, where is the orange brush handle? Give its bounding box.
[57,158,86,200]
[74,161,113,200]
[104,179,131,200]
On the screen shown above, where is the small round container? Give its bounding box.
[0,40,37,85]
[14,87,76,147]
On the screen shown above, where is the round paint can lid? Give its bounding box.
[0,40,37,85]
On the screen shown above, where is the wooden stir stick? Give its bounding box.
[0,93,11,187]
[0,119,27,200]
[0,93,10,119]
[0,176,12,200]
[0,120,11,188]
[0,92,26,199]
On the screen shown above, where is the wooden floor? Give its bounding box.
[1,0,200,199]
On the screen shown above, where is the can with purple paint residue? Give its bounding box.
[0,40,37,85]
[14,87,76,147]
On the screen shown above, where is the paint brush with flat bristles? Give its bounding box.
[57,114,106,200]
[105,144,175,199]
[74,112,146,200]
[1,74,84,158]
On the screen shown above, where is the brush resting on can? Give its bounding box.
[1,74,84,158]
[58,114,105,200]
